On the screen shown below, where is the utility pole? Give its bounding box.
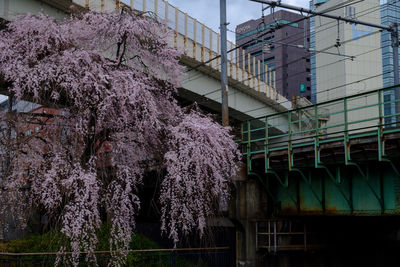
[220,0,229,126]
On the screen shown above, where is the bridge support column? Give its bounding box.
[234,176,266,267]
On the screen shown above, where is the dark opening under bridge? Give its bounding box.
[241,85,400,216]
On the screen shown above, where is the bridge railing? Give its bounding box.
[74,0,291,109]
[241,86,400,171]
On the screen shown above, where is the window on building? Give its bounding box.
[345,6,356,19]
[25,129,32,136]
[384,94,392,104]
[35,126,40,133]
[306,68,311,72]
[251,51,262,57]
[306,77,311,81]
[264,56,275,63]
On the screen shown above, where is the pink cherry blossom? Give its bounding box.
[0,10,240,266]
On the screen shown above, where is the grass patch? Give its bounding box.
[0,225,207,266]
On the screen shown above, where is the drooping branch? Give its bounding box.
[0,11,239,267]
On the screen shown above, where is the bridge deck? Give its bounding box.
[241,86,400,216]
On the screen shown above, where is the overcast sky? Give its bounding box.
[167,0,310,41]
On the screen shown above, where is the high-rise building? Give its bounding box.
[235,10,311,101]
[380,0,400,125]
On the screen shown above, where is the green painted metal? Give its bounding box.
[241,85,400,216]
[300,83,306,93]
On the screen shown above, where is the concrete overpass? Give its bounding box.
[0,0,294,127]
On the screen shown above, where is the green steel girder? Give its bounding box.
[266,170,298,208]
[380,157,400,177]
[266,169,288,188]
[346,161,366,179]
[240,85,400,215]
[291,168,323,207]
[316,164,353,212]
[316,164,341,184]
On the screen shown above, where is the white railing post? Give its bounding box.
[209,31,213,66]
[184,13,188,54]
[174,7,178,47]
[201,24,205,62]
[193,19,197,59]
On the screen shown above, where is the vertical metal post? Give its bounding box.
[265,116,269,172]
[268,220,271,252]
[209,30,213,66]
[193,19,197,58]
[184,13,187,52]
[255,222,258,250]
[304,223,307,251]
[391,23,400,122]
[174,7,178,47]
[288,111,293,170]
[201,24,205,62]
[247,120,252,173]
[314,104,320,168]
[220,0,229,126]
[262,34,265,82]
[378,90,384,161]
[273,221,277,253]
[344,98,350,165]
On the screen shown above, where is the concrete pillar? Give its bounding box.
[235,178,261,267]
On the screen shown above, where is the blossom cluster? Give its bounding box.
[0,11,240,266]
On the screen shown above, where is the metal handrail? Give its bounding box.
[242,85,400,160]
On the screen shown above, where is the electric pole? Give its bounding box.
[220,0,229,126]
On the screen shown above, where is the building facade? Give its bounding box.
[310,0,383,132]
[235,10,312,101]
[380,0,400,125]
[310,0,383,102]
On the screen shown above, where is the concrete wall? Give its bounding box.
[0,0,67,20]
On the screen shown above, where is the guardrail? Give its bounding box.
[241,85,400,172]
[74,0,292,109]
